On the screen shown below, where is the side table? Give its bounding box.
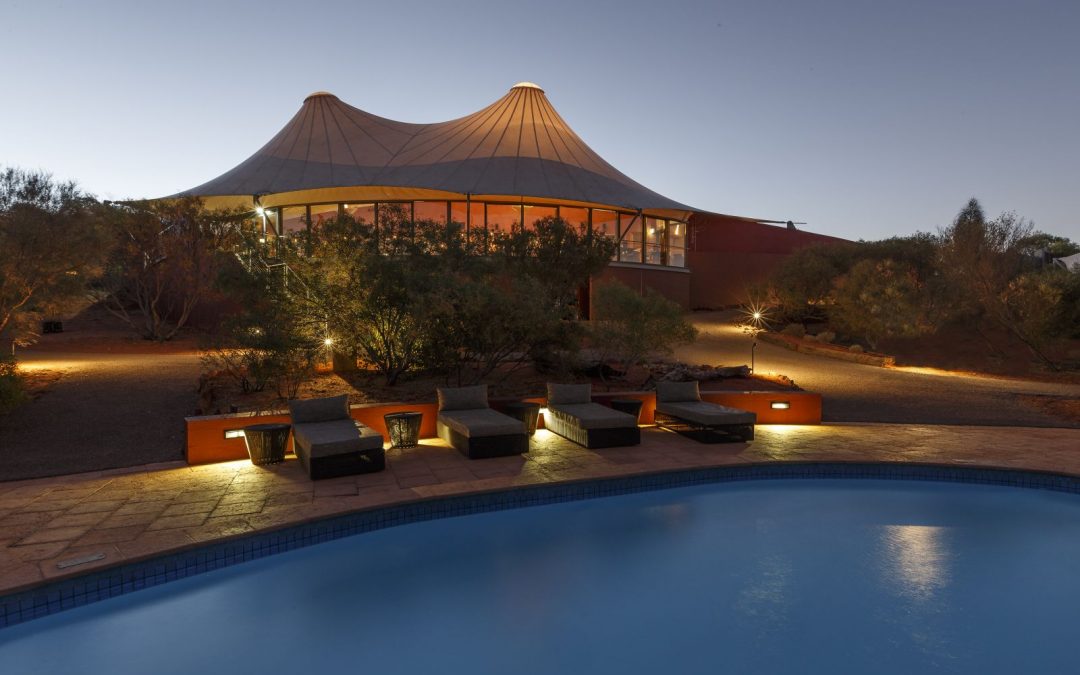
[609,399,644,424]
[503,401,541,436]
[242,423,291,465]
[384,411,423,449]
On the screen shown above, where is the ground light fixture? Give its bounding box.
[770,401,791,410]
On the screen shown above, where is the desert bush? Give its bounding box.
[202,248,320,397]
[769,243,854,321]
[292,212,614,386]
[781,323,806,337]
[816,330,836,343]
[590,281,698,382]
[830,258,934,349]
[0,167,111,345]
[0,355,26,414]
[100,198,245,341]
[848,344,864,353]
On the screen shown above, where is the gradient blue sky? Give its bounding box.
[2,0,1077,241]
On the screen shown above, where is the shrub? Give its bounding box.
[816,330,836,343]
[590,282,698,382]
[848,344,864,353]
[781,323,806,337]
[0,355,27,414]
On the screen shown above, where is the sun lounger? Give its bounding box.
[288,395,385,479]
[544,383,640,449]
[436,385,528,459]
[654,381,755,442]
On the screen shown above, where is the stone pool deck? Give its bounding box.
[2,422,1078,597]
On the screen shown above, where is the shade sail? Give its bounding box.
[174,83,695,218]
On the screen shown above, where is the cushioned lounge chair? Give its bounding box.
[544,383,640,449]
[436,385,528,459]
[288,395,385,479]
[653,381,755,442]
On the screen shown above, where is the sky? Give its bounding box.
[1,0,1077,242]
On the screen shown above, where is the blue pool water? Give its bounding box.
[3,479,1080,674]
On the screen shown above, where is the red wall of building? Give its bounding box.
[687,213,848,309]
[593,265,692,311]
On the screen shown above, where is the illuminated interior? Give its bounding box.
[254,199,689,268]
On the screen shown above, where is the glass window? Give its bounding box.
[414,201,448,225]
[592,209,618,261]
[619,212,642,263]
[449,201,469,227]
[668,220,687,267]
[466,201,486,247]
[309,204,339,228]
[260,207,280,239]
[559,206,589,229]
[344,202,375,224]
[486,203,520,236]
[281,206,307,235]
[521,205,557,231]
[645,217,664,265]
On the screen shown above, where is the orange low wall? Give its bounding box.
[185,391,821,465]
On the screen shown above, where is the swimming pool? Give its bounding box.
[2,477,1079,674]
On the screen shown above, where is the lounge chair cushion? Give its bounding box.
[655,400,756,427]
[438,409,524,438]
[289,395,350,423]
[293,419,383,458]
[548,403,636,430]
[546,383,591,405]
[656,380,702,403]
[437,385,489,412]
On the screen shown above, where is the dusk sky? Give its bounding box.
[2,0,1077,241]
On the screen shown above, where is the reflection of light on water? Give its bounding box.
[735,554,792,634]
[883,525,949,601]
[643,503,690,529]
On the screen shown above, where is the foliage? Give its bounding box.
[0,354,26,414]
[293,211,615,386]
[100,197,244,341]
[0,167,110,345]
[589,281,697,382]
[201,246,320,399]
[768,197,1077,369]
[769,243,854,321]
[830,258,933,349]
[937,199,1033,320]
[1019,231,1080,258]
[780,323,805,337]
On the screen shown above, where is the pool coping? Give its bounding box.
[4,459,1080,630]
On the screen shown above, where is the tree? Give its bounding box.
[590,281,697,383]
[830,258,934,349]
[936,198,1068,366]
[0,167,110,344]
[1019,231,1080,258]
[293,211,616,386]
[768,243,854,321]
[100,198,243,341]
[201,252,321,400]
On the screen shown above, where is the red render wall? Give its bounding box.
[688,213,848,309]
[592,265,691,312]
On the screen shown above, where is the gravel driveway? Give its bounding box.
[0,350,201,481]
[678,312,1080,428]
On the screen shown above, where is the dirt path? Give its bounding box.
[0,350,202,481]
[678,312,1080,428]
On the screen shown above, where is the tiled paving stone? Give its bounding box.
[1,424,1079,598]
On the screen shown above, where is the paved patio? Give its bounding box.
[2,423,1079,597]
